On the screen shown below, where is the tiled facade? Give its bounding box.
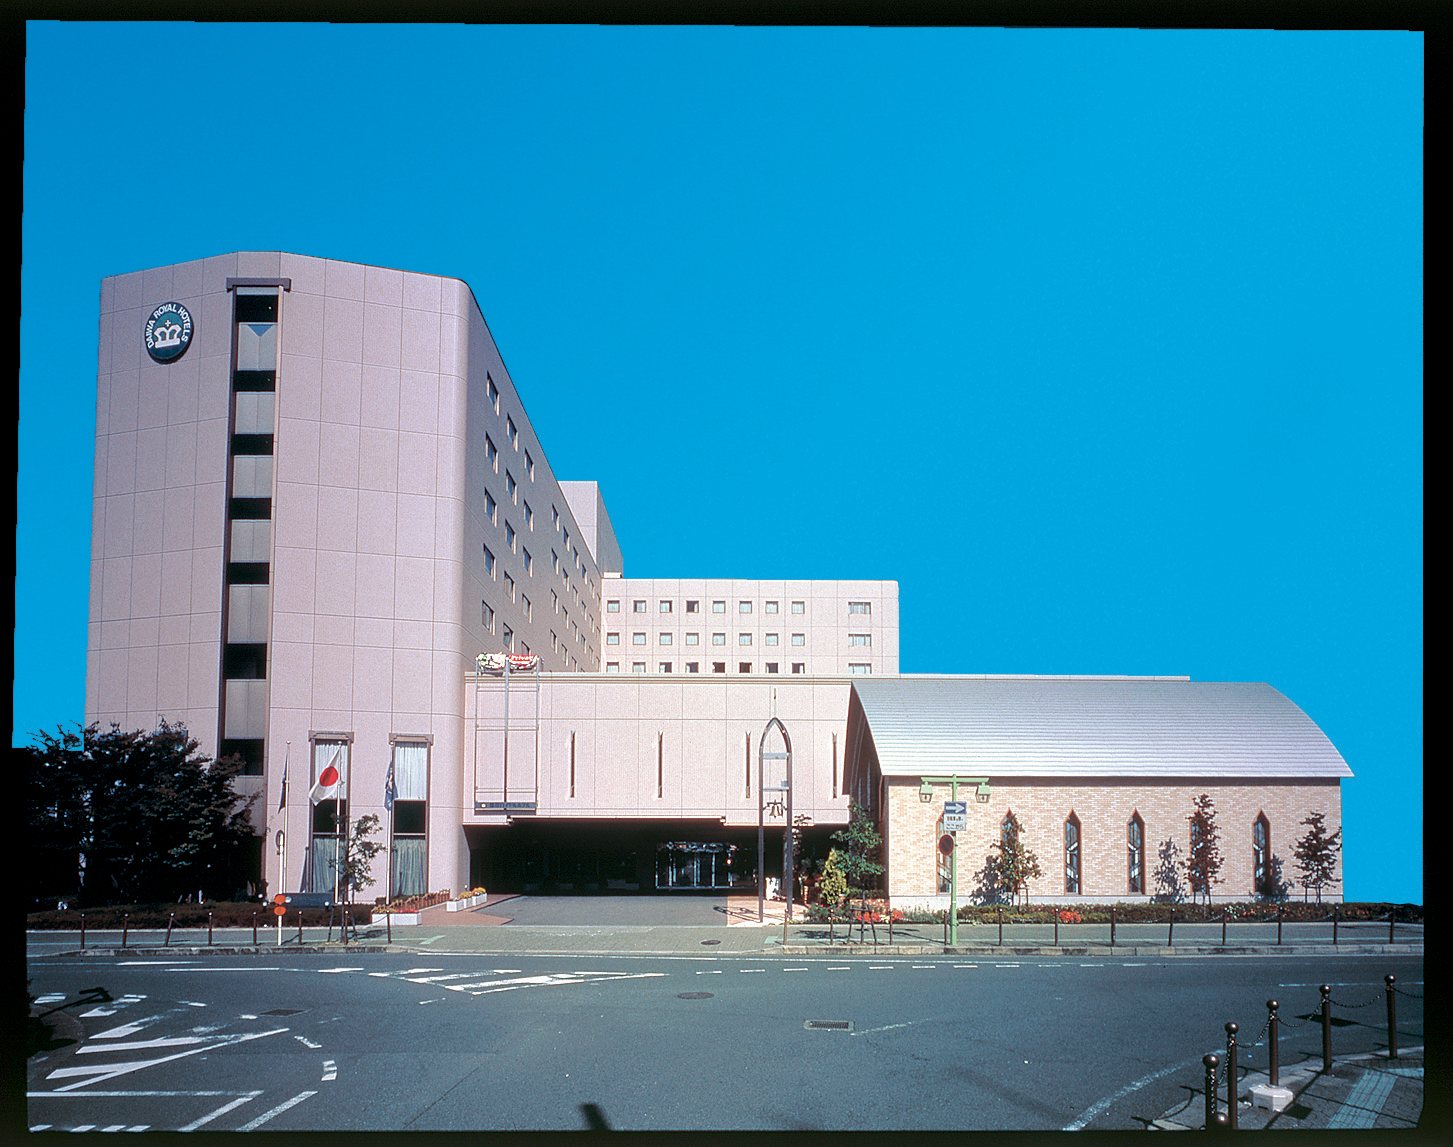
[886,776,1344,906]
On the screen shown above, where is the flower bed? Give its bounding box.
[447,888,490,912]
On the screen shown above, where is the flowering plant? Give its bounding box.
[1057,909,1082,923]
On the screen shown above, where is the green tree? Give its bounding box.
[1186,794,1224,907]
[831,800,885,918]
[818,847,849,907]
[25,722,258,906]
[1152,837,1188,903]
[1293,812,1343,903]
[993,811,1043,907]
[338,814,387,903]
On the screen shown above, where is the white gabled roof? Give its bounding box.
[852,676,1352,779]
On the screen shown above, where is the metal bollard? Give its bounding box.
[1110,904,1115,948]
[1320,984,1332,1071]
[208,912,213,946]
[1388,907,1395,944]
[1168,906,1174,947]
[165,913,174,947]
[1277,906,1283,946]
[1386,976,1398,1060]
[1225,1023,1239,1131]
[80,913,85,949]
[252,911,258,946]
[1054,911,1059,947]
[1221,910,1227,947]
[122,913,129,949]
[1203,1054,1221,1130]
[998,904,1003,946]
[297,911,303,945]
[386,907,392,944]
[1267,1000,1281,1086]
[1332,906,1338,946]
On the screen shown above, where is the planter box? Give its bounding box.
[446,892,489,912]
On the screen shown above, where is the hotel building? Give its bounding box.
[87,252,1349,904]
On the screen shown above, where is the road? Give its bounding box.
[26,949,1423,1132]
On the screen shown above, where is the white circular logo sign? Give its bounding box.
[143,301,194,363]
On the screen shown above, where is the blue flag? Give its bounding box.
[384,758,396,812]
[279,745,289,812]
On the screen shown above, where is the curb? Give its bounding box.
[775,943,1423,957]
[45,941,1422,959]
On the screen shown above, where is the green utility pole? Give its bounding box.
[919,775,990,946]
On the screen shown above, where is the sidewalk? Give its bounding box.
[1150,1046,1425,1131]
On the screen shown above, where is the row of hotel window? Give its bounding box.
[940,811,1280,896]
[607,632,870,646]
[607,600,873,615]
[604,662,872,675]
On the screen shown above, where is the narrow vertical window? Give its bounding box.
[389,739,429,898]
[1253,813,1271,897]
[657,732,663,799]
[745,732,751,797]
[831,732,838,798]
[569,730,576,799]
[1128,812,1145,895]
[1064,812,1081,895]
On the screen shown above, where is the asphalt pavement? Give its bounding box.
[28,894,1429,1134]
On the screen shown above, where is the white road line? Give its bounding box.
[77,1036,206,1055]
[293,1036,322,1049]
[177,1092,261,1131]
[46,1028,289,1092]
[91,1017,167,1040]
[237,1090,318,1131]
[316,968,363,974]
[784,968,808,973]
[494,969,522,973]
[416,936,444,945]
[853,1023,912,1036]
[102,1125,126,1132]
[912,965,935,969]
[695,970,723,974]
[26,1091,262,1098]
[741,969,766,973]
[321,1060,337,1082]
[402,968,444,974]
[1062,1053,1209,1131]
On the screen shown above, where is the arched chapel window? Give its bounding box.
[1128,812,1145,895]
[1253,813,1271,897]
[1064,812,1082,895]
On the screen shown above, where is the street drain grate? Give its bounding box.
[804,1021,853,1031]
[261,1009,304,1016]
[677,992,714,999]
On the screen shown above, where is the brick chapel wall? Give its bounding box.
[885,776,1343,904]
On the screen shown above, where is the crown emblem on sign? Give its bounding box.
[152,321,183,348]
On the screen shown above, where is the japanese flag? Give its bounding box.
[310,761,343,803]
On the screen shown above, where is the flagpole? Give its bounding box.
[279,742,290,947]
[385,747,396,903]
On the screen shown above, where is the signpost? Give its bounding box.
[918,778,991,946]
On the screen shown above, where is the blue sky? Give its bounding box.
[19,25,1422,902]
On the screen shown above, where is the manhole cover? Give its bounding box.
[804,1020,853,1031]
[677,992,714,999]
[261,1009,303,1016]
[700,939,721,946]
